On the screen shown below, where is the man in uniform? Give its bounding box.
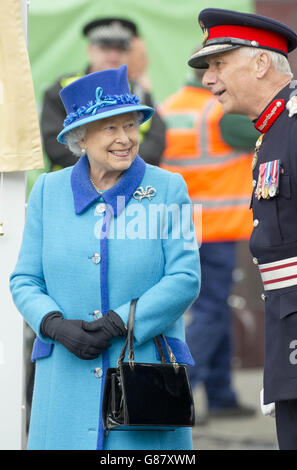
[188,7,297,449]
[41,18,165,170]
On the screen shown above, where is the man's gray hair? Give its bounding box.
[239,46,293,79]
[63,111,144,156]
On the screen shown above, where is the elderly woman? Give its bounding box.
[10,65,200,450]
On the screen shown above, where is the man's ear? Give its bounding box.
[255,51,271,78]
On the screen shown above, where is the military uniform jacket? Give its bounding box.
[249,82,297,404]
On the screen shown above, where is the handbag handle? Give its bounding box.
[117,298,179,370]
[117,299,137,367]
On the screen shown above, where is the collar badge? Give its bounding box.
[286,96,297,118]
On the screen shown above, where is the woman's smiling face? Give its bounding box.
[80,112,140,175]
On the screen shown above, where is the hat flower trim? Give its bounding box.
[63,86,140,127]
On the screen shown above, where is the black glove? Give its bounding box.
[41,310,127,360]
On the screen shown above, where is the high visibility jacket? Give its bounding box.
[159,85,254,242]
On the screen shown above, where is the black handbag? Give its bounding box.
[102,299,195,431]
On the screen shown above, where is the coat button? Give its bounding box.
[252,180,257,187]
[93,310,103,319]
[95,203,106,215]
[94,367,103,378]
[261,293,267,301]
[252,257,258,265]
[253,219,259,227]
[91,253,101,264]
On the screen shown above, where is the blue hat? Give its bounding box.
[188,8,297,68]
[57,65,154,143]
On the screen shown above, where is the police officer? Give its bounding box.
[41,17,166,171]
[188,7,297,450]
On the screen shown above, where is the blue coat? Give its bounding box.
[10,155,200,450]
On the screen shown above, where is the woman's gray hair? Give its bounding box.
[63,111,144,157]
[239,46,293,79]
[64,125,87,157]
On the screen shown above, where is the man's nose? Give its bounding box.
[202,68,217,88]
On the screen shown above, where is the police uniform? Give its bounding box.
[41,18,166,171]
[188,8,297,449]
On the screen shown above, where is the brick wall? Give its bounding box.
[256,0,297,77]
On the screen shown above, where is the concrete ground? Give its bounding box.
[192,368,278,450]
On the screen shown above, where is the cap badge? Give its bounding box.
[202,28,209,46]
[286,96,297,118]
[133,186,157,202]
[199,20,209,46]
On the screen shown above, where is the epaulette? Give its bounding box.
[254,99,285,133]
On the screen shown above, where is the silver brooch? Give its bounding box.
[133,185,157,202]
[286,96,297,118]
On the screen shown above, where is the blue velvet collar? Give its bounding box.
[71,154,146,216]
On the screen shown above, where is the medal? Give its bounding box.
[268,160,280,198]
[252,152,258,170]
[256,160,280,200]
[255,134,264,151]
[262,185,269,199]
[262,162,272,199]
[255,188,262,200]
[269,182,277,197]
[257,162,268,200]
[255,175,262,199]
[252,134,264,170]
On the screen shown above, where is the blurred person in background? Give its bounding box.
[189,7,297,450]
[126,34,152,93]
[159,55,259,422]
[41,17,165,171]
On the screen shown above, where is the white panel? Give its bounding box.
[0,0,29,450]
[0,172,27,449]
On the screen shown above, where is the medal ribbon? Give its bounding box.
[274,160,280,188]
[266,161,272,192]
[260,163,267,195]
[270,159,280,195]
[256,162,266,199]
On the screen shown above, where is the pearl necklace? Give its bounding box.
[90,177,103,194]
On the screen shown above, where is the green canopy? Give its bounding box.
[27,0,253,192]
